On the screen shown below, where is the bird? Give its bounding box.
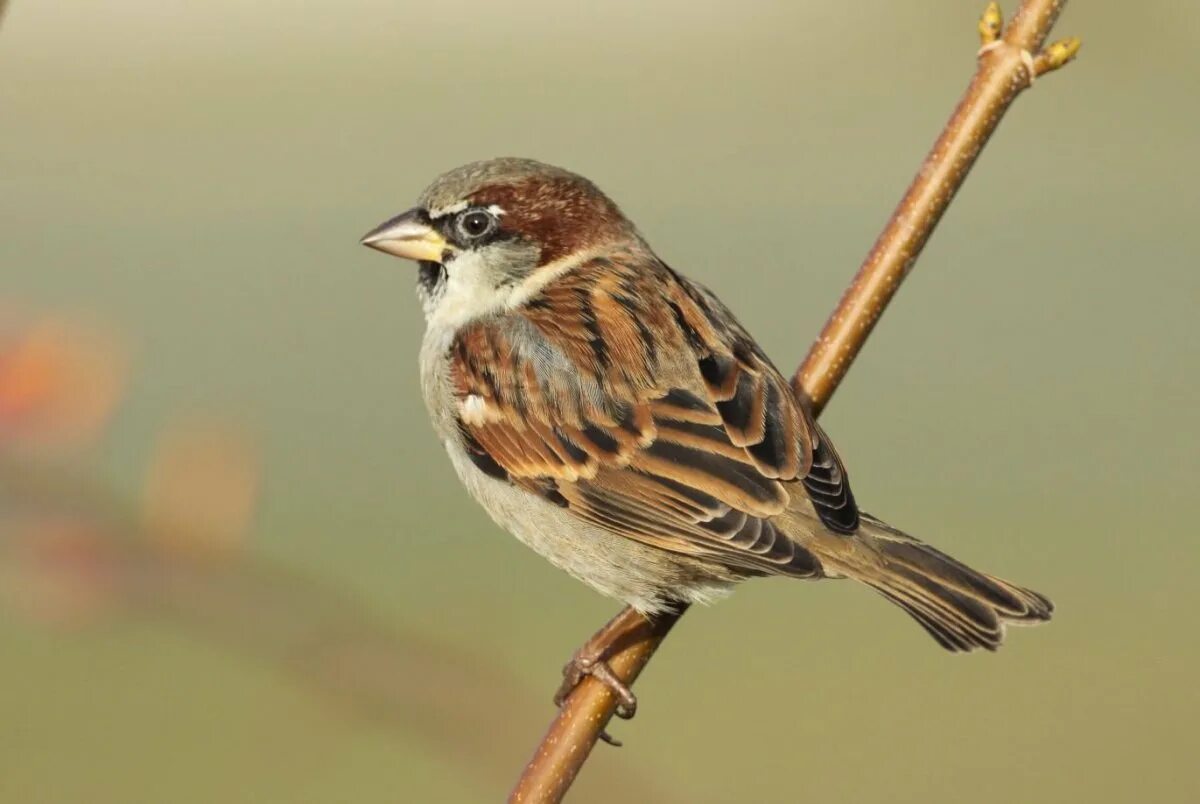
[361,157,1052,719]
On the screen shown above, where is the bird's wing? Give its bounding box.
[448,253,857,576]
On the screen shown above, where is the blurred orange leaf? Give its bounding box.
[0,315,128,449]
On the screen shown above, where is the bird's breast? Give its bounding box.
[419,322,464,446]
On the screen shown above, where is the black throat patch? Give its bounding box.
[417,260,447,294]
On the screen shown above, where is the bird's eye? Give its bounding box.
[455,209,497,241]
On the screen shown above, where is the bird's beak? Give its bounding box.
[359,209,450,262]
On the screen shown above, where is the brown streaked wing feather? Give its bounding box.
[664,273,861,533]
[447,254,839,577]
[665,278,811,481]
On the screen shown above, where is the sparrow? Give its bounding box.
[361,158,1052,717]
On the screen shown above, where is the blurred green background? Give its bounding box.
[2,1,1197,802]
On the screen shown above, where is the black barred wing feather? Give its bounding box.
[803,424,860,533]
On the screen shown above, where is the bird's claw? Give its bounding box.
[555,652,638,747]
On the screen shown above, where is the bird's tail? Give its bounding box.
[847,515,1053,652]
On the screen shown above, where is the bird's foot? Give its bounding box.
[555,647,638,746]
[551,604,687,746]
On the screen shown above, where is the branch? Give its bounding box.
[510,3,1079,801]
[796,1,1078,415]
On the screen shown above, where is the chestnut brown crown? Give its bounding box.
[419,158,638,265]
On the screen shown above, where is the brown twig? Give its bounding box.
[796,1,1078,415]
[510,607,683,802]
[510,2,1079,801]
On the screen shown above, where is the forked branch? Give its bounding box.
[510,3,1079,801]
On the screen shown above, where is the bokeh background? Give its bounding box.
[2,1,1197,802]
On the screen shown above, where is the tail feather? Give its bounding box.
[853,515,1053,652]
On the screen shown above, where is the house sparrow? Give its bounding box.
[361,158,1051,714]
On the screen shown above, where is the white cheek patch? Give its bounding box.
[427,249,513,330]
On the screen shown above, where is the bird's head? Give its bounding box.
[361,158,637,322]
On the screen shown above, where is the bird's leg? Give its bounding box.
[553,604,687,746]
[554,607,641,716]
